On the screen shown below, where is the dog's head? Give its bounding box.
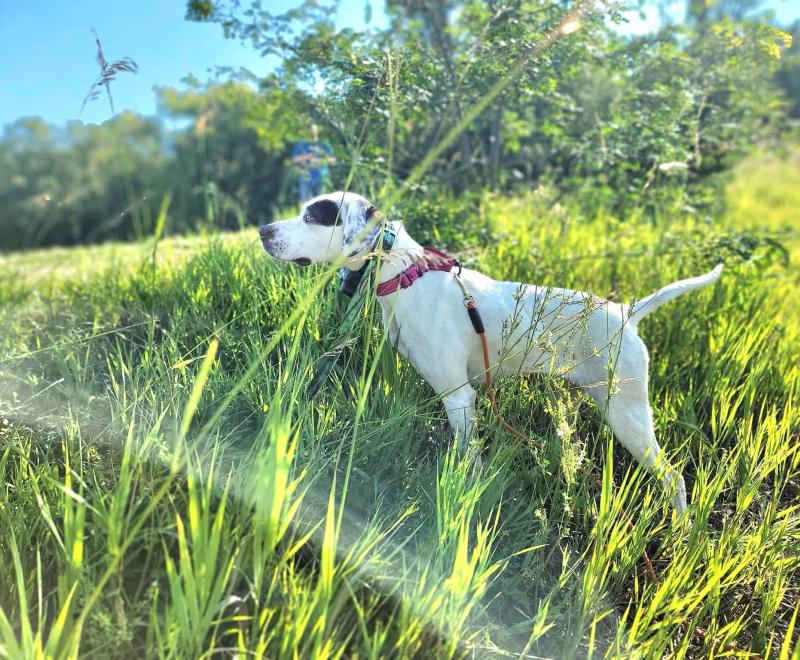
[259,192,380,268]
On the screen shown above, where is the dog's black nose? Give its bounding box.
[259,224,275,240]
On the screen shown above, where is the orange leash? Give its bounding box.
[476,324,531,445]
[457,275,755,656]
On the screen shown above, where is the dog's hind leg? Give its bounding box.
[586,382,687,514]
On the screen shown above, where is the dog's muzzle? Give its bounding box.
[259,224,280,257]
[259,224,275,242]
[259,224,312,266]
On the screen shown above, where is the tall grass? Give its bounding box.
[1,152,799,656]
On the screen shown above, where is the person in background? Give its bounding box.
[291,124,336,202]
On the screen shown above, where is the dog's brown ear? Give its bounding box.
[342,199,381,258]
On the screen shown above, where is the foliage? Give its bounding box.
[190,0,792,215]
[0,114,167,248]
[0,81,310,250]
[155,77,306,229]
[775,22,800,119]
[1,0,795,250]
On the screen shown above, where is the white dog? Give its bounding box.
[260,191,723,514]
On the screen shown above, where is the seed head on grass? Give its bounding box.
[79,29,138,118]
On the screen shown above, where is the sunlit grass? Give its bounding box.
[1,149,799,657]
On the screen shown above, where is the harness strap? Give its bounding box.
[375,245,457,296]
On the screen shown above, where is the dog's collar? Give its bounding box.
[380,221,398,253]
[338,221,399,298]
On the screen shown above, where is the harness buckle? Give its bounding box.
[463,294,475,307]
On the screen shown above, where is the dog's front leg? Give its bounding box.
[383,307,477,455]
[441,385,477,454]
[406,352,477,455]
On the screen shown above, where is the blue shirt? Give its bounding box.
[291,140,332,184]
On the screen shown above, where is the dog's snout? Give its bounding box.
[259,224,276,240]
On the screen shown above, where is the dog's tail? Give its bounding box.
[627,264,723,326]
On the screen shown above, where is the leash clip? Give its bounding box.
[463,293,475,308]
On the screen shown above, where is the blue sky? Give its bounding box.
[0,0,796,129]
[0,0,387,127]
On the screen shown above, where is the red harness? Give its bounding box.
[375,246,457,296]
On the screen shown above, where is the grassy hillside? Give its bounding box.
[0,153,799,657]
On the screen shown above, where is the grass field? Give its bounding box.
[1,150,799,658]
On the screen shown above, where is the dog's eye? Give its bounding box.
[303,212,314,224]
[304,199,340,226]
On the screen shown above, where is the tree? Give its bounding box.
[156,78,306,228]
[0,113,167,248]
[188,0,790,216]
[0,80,309,249]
